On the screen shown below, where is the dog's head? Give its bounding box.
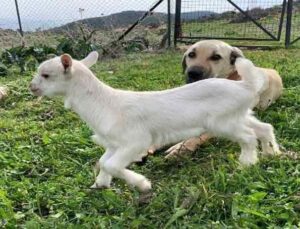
[182,40,244,83]
[30,51,99,97]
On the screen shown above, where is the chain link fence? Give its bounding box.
[178,0,285,40]
[1,0,300,54]
[290,0,300,45]
[173,0,300,47]
[0,0,174,56]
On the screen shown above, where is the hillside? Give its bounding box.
[50,10,217,32]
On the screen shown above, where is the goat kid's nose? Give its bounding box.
[29,83,38,91]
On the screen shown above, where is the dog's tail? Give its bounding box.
[235,57,267,95]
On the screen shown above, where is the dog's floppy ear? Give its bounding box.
[230,47,244,65]
[61,54,72,72]
[182,54,187,74]
[81,51,99,68]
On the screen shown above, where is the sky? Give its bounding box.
[0,0,282,31]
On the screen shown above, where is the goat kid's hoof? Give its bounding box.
[264,150,282,157]
[272,148,282,156]
[137,179,152,193]
[238,156,258,167]
[90,183,110,189]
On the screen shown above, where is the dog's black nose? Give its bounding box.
[186,66,206,84]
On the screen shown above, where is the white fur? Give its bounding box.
[30,52,280,192]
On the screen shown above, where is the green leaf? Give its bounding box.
[248,192,267,202]
[50,211,64,219]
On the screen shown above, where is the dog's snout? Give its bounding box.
[186,66,207,84]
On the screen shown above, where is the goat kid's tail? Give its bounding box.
[235,57,266,95]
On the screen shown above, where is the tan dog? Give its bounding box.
[150,40,283,158]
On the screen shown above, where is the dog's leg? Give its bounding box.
[164,133,213,159]
[103,147,152,192]
[91,148,115,189]
[248,117,281,156]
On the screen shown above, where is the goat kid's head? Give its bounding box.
[30,51,99,97]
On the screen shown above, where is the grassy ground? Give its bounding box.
[0,49,300,228]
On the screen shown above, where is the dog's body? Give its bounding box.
[158,40,283,158]
[255,68,282,110]
[0,86,7,100]
[227,67,282,110]
[30,52,280,192]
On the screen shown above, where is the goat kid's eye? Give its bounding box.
[210,54,222,61]
[41,74,49,79]
[188,52,196,58]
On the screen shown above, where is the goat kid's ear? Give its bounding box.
[61,54,73,72]
[230,47,244,65]
[81,51,99,68]
[182,54,187,74]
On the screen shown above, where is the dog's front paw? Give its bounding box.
[165,141,196,159]
[165,143,186,159]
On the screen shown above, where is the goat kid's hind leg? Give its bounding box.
[249,117,281,156]
[230,125,258,166]
[91,148,115,189]
[103,147,152,192]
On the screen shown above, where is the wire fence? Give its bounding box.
[174,0,300,47]
[291,0,300,44]
[0,0,174,53]
[180,0,285,40]
[175,0,286,45]
[1,0,300,52]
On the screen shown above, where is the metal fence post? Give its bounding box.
[14,0,23,37]
[174,0,181,46]
[167,0,171,47]
[285,0,293,48]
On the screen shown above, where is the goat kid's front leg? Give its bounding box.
[103,147,152,192]
[91,148,115,189]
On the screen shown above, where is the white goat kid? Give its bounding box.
[30,51,280,192]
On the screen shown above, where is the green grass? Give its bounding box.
[0,49,300,228]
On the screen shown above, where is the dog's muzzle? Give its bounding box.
[186,66,208,84]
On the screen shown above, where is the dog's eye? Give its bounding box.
[41,74,49,79]
[188,52,196,58]
[210,54,222,61]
